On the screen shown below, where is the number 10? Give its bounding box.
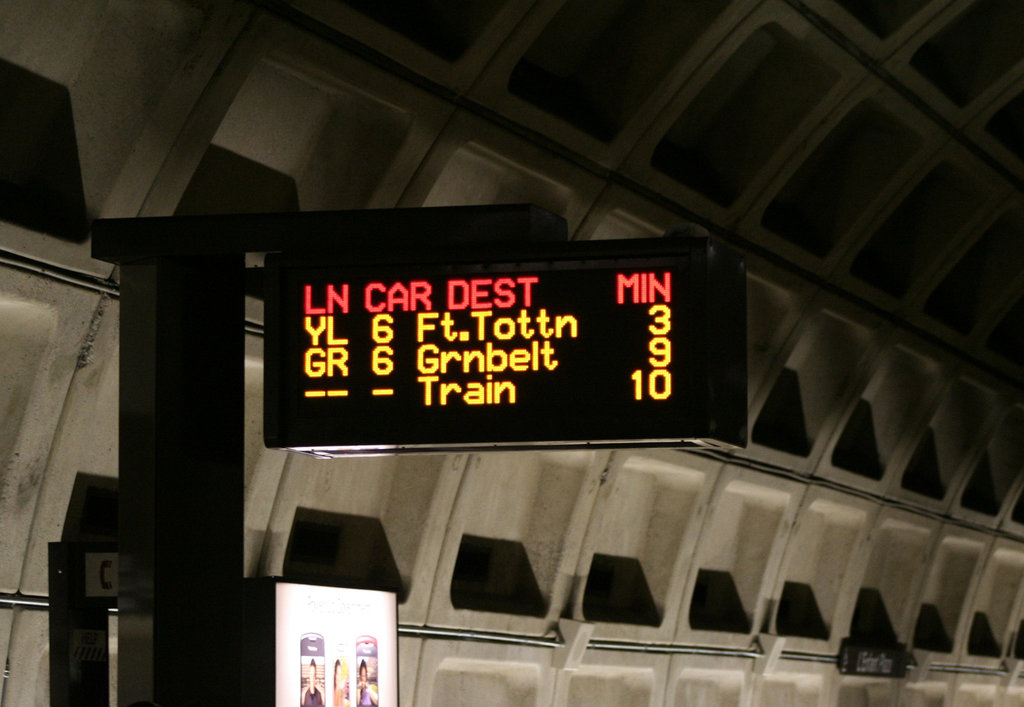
[632,369,672,400]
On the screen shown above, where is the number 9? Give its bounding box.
[649,337,671,367]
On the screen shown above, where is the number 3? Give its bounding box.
[648,304,670,335]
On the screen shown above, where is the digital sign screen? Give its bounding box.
[264,238,745,455]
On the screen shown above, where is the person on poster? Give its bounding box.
[301,659,326,706]
[356,660,378,706]
[333,658,349,707]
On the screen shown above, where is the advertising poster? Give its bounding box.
[275,583,398,707]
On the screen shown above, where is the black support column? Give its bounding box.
[117,256,244,705]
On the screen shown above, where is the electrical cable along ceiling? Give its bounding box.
[5,0,1024,704]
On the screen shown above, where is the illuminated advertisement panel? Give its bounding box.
[264,237,745,455]
[275,583,398,707]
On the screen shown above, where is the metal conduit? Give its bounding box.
[1,592,1019,679]
[0,593,48,610]
[0,249,119,297]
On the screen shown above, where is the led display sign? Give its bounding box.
[264,237,745,455]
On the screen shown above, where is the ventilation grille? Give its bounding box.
[688,569,751,634]
[0,58,87,241]
[284,509,404,599]
[582,553,661,627]
[752,367,810,456]
[450,535,546,617]
[832,399,883,480]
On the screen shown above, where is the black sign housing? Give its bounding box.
[264,236,745,455]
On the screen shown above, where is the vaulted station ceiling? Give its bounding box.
[5,0,1024,704]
